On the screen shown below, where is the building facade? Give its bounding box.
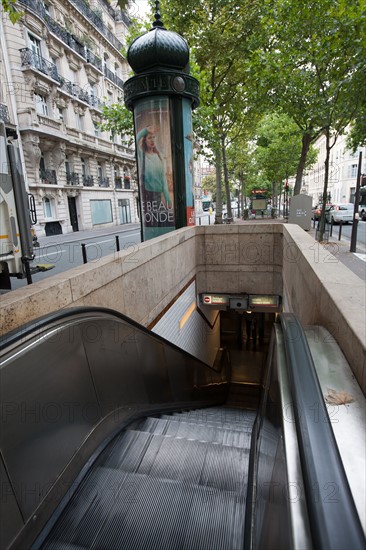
[1,0,139,237]
[302,132,366,206]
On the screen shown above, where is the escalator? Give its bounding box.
[0,308,364,550]
[38,407,256,549]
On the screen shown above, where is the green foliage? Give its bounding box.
[2,0,22,23]
[249,0,366,194]
[100,103,134,143]
[253,112,305,184]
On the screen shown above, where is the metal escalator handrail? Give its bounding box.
[0,306,218,370]
[279,313,365,550]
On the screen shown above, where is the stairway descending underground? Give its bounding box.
[40,406,257,550]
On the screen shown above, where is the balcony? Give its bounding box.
[18,0,104,72]
[104,67,124,89]
[20,48,59,82]
[66,172,80,186]
[86,50,103,72]
[115,176,122,189]
[124,176,131,189]
[58,78,103,109]
[82,175,94,187]
[68,0,125,53]
[0,103,10,124]
[98,177,110,188]
[40,169,57,185]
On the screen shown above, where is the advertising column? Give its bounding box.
[134,96,175,240]
[183,97,195,227]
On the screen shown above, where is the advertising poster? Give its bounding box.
[182,97,195,226]
[134,96,176,240]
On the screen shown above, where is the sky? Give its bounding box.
[127,0,151,20]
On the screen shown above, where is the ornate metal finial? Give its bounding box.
[152,0,165,28]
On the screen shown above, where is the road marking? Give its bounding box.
[36,249,67,258]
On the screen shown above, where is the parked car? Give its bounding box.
[359,203,366,221]
[326,203,354,224]
[312,204,332,220]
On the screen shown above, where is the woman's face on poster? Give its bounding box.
[146,132,156,151]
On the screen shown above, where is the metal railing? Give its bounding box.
[115,176,123,189]
[66,172,80,185]
[98,177,110,188]
[104,66,124,89]
[39,169,57,185]
[68,0,126,53]
[19,0,125,59]
[82,175,94,187]
[0,103,10,124]
[20,48,59,81]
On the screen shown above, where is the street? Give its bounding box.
[328,220,366,252]
[10,225,142,291]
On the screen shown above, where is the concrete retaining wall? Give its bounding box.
[1,223,364,393]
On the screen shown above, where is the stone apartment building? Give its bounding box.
[1,0,139,237]
[302,132,366,206]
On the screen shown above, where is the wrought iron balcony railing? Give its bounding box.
[86,50,103,72]
[68,0,125,53]
[66,172,80,185]
[98,177,110,188]
[18,0,122,62]
[40,169,57,185]
[0,103,10,124]
[57,77,103,109]
[82,175,94,186]
[20,48,60,82]
[104,66,124,89]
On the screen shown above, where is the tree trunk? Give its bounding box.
[221,137,232,218]
[318,128,331,242]
[214,147,223,224]
[294,133,312,195]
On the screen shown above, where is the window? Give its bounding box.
[57,107,65,123]
[97,161,103,180]
[81,157,86,178]
[43,197,53,218]
[29,34,41,56]
[350,164,358,178]
[65,155,71,176]
[90,200,113,225]
[75,112,84,131]
[118,199,131,224]
[93,121,100,137]
[35,94,49,116]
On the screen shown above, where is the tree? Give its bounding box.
[160,0,263,223]
[1,0,21,23]
[251,0,366,207]
[253,112,317,211]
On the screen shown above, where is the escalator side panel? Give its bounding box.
[0,325,101,524]
[0,311,228,550]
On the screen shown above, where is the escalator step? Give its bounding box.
[161,414,255,433]
[42,469,143,549]
[165,419,252,448]
[103,432,250,491]
[137,416,252,448]
[41,407,253,550]
[82,478,244,550]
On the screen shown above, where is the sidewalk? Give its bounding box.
[234,216,365,281]
[36,218,365,281]
[36,223,141,247]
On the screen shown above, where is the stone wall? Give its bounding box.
[1,223,365,393]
